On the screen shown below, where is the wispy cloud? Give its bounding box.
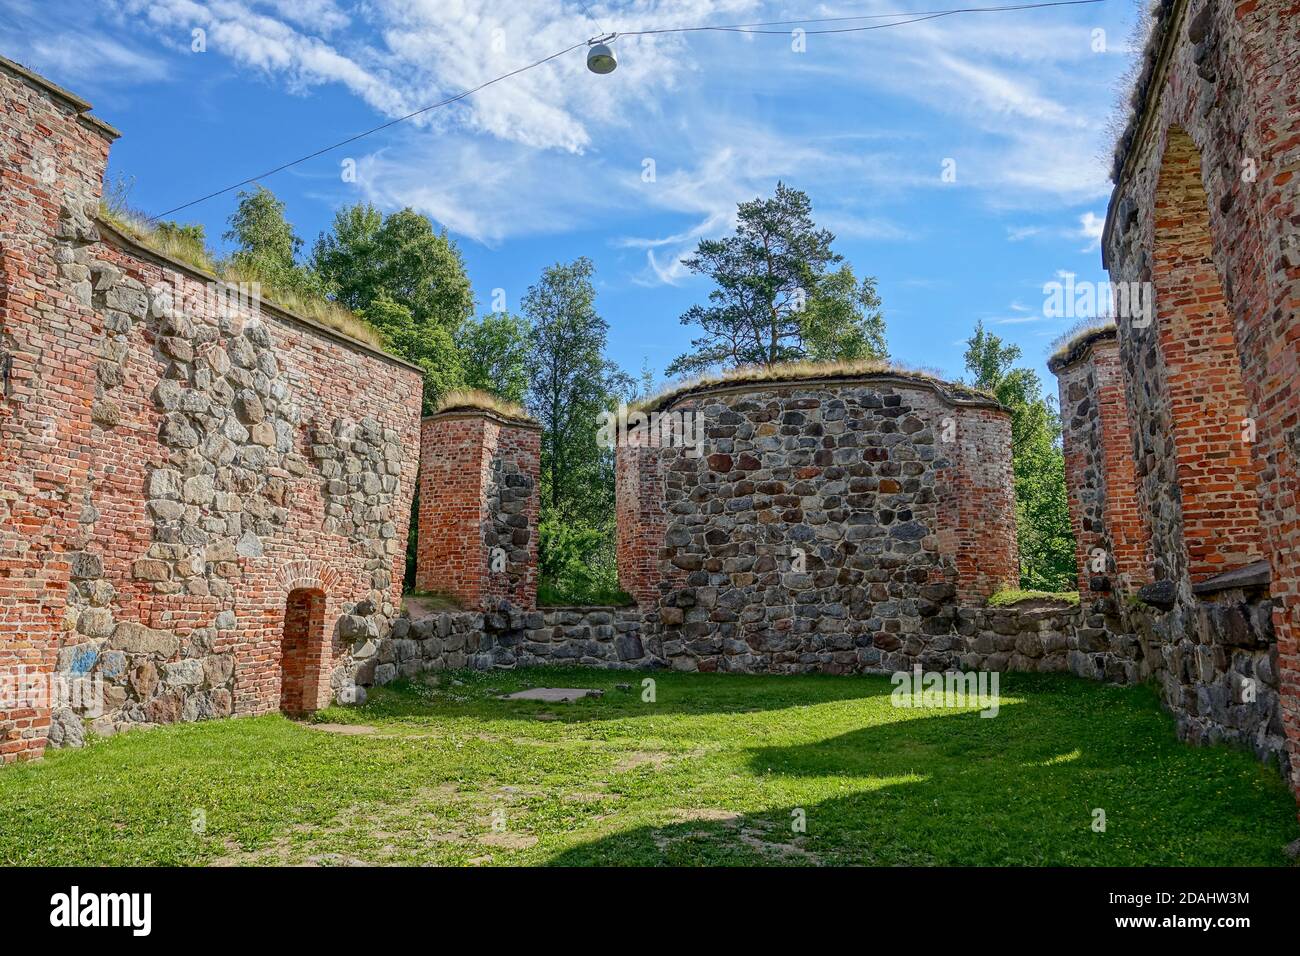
[15,0,1126,269]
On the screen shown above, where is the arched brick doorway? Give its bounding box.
[280,588,326,716]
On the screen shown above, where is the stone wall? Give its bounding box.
[0,57,424,756]
[366,599,1080,686]
[613,375,1018,673]
[1092,0,1300,798]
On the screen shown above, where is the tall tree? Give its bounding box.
[311,203,475,411]
[667,182,886,376]
[963,322,1076,590]
[456,312,531,405]
[524,257,629,522]
[223,185,322,298]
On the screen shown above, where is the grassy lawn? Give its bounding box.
[1,668,1296,866]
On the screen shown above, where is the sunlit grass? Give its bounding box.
[0,669,1294,866]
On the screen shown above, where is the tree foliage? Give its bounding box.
[963,322,1076,591]
[524,257,630,522]
[223,185,324,299]
[667,182,886,376]
[523,258,633,603]
[311,203,475,412]
[457,312,531,405]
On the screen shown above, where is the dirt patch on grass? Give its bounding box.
[614,751,675,772]
[306,723,377,735]
[480,832,539,850]
[655,809,822,864]
[670,807,742,823]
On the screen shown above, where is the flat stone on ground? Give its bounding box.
[501,687,604,702]
[307,723,377,735]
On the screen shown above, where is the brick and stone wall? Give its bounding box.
[416,410,540,611]
[1051,328,1152,598]
[1088,0,1300,799]
[0,57,424,757]
[612,374,1018,673]
[0,57,116,761]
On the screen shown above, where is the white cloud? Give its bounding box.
[19,0,1128,264]
[1079,210,1105,250]
[1006,225,1044,241]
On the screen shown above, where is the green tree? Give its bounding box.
[667,182,886,376]
[223,185,323,299]
[524,257,629,521]
[523,259,633,603]
[963,322,1076,591]
[312,203,475,411]
[456,312,531,404]
[362,292,465,405]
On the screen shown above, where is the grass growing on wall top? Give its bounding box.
[432,388,533,423]
[987,589,1080,608]
[1,669,1294,866]
[96,202,387,352]
[639,357,999,413]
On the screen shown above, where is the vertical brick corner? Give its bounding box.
[0,58,115,763]
[615,442,671,607]
[1051,329,1151,600]
[935,403,1019,603]
[417,410,540,611]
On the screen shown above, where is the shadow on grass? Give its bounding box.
[543,699,1300,867]
[348,665,906,724]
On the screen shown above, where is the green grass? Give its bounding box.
[0,669,1295,866]
[402,589,465,613]
[537,581,635,607]
[988,588,1080,607]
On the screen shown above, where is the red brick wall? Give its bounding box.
[1053,332,1151,599]
[1095,339,1151,589]
[0,59,113,762]
[416,412,539,610]
[1101,0,1300,801]
[934,404,1020,603]
[0,57,424,755]
[280,588,325,715]
[1152,128,1264,583]
[615,443,678,607]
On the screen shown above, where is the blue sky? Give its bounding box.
[1,0,1141,393]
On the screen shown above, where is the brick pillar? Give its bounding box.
[416,410,539,611]
[1051,329,1151,600]
[934,403,1018,602]
[615,443,671,607]
[0,57,115,762]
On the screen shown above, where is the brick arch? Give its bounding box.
[1151,126,1264,584]
[275,560,342,596]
